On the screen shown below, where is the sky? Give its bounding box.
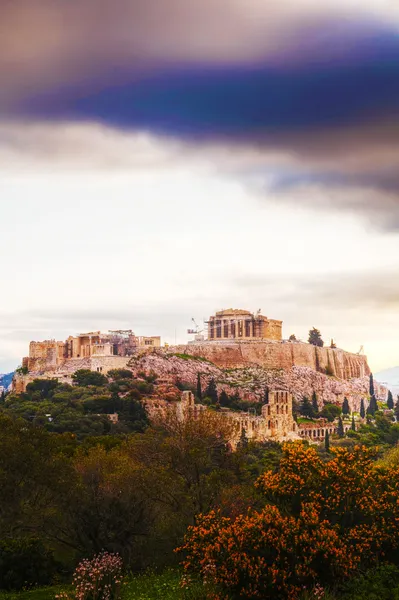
[0,0,399,375]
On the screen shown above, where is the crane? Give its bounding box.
[187,318,206,343]
[357,345,365,355]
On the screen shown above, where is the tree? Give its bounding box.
[337,416,344,437]
[72,369,108,387]
[342,397,350,416]
[264,386,269,404]
[219,390,230,408]
[288,334,297,342]
[0,390,5,403]
[367,395,378,416]
[369,373,375,397]
[324,430,330,452]
[107,369,133,380]
[300,397,314,419]
[311,391,319,416]
[308,327,324,347]
[387,390,394,410]
[181,444,399,600]
[351,415,356,431]
[320,403,341,423]
[360,398,366,419]
[395,396,399,421]
[205,378,218,404]
[196,373,202,401]
[237,427,249,449]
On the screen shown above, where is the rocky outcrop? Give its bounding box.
[125,351,379,412]
[170,341,370,380]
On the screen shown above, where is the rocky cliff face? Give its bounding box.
[170,341,370,380]
[125,350,379,412]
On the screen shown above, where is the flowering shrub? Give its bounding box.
[56,552,123,600]
[179,443,399,599]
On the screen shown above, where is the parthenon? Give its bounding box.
[207,309,282,342]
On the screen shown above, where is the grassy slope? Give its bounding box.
[0,571,206,600]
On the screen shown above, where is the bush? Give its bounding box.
[179,443,399,599]
[341,564,399,600]
[0,537,57,590]
[57,552,123,600]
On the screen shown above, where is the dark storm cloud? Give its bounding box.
[1,0,399,228]
[14,26,399,136]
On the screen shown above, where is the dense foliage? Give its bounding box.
[1,370,150,437]
[180,443,399,599]
[2,371,399,599]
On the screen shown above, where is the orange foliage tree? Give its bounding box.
[179,442,399,599]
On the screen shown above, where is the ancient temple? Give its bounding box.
[206,309,282,342]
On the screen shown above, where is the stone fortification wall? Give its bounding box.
[13,356,131,393]
[172,341,369,381]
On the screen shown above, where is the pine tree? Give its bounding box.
[308,327,324,347]
[237,427,249,449]
[324,430,330,452]
[342,397,350,416]
[205,378,218,404]
[0,390,5,403]
[360,398,366,419]
[300,397,314,419]
[264,386,269,404]
[394,396,399,421]
[196,373,202,401]
[351,415,356,431]
[367,395,378,416]
[387,390,394,410]
[219,390,230,408]
[369,373,375,397]
[312,391,319,416]
[337,416,345,437]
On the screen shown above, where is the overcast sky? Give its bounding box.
[1,0,399,374]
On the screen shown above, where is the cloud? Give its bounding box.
[1,1,399,230]
[233,269,399,312]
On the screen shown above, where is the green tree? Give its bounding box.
[205,378,218,404]
[351,415,356,431]
[196,372,202,400]
[72,369,108,387]
[324,430,330,452]
[237,428,249,449]
[300,397,314,419]
[367,395,378,416]
[395,396,399,422]
[308,327,324,347]
[311,391,319,416]
[369,373,375,397]
[26,378,59,399]
[264,386,269,404]
[219,390,230,408]
[342,397,350,416]
[0,390,5,403]
[337,416,345,437]
[387,390,394,410]
[107,368,133,380]
[360,398,366,419]
[320,403,341,423]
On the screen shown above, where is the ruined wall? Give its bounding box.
[172,341,370,381]
[264,320,283,341]
[28,340,66,372]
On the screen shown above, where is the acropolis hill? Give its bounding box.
[13,308,373,411]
